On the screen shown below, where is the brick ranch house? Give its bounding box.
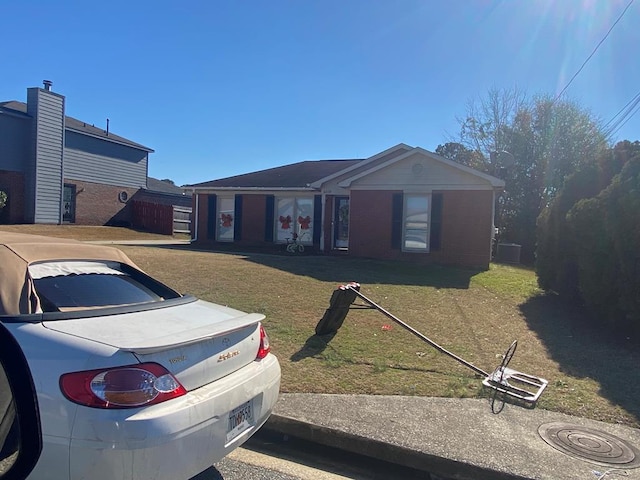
[0,81,190,227]
[187,144,505,269]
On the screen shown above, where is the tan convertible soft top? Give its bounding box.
[0,233,141,316]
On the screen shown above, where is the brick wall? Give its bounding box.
[349,190,397,259]
[67,179,138,226]
[240,195,267,244]
[190,190,494,269]
[438,190,493,268]
[348,189,493,269]
[194,193,210,242]
[194,194,270,246]
[0,170,26,224]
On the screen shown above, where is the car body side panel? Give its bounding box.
[6,323,127,437]
[5,322,141,480]
[27,435,71,480]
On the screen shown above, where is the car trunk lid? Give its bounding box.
[42,299,264,391]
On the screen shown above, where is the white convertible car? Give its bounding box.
[0,233,281,480]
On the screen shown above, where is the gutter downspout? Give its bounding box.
[319,192,326,252]
[59,103,66,225]
[490,187,499,262]
[192,193,199,243]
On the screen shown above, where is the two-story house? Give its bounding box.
[0,81,160,226]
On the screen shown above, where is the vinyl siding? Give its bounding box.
[0,114,31,172]
[27,88,64,224]
[64,131,147,188]
[348,152,492,191]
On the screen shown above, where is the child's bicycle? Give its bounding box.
[285,232,306,253]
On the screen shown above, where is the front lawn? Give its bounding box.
[123,245,639,428]
[3,225,637,427]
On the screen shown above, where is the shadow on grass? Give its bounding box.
[290,333,335,362]
[520,293,640,423]
[248,255,479,289]
[162,244,480,289]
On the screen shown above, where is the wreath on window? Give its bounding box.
[220,213,233,228]
[279,215,292,229]
[298,215,311,230]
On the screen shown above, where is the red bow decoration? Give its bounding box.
[279,215,292,229]
[220,213,233,227]
[298,215,311,230]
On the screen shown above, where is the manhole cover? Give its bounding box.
[539,422,640,469]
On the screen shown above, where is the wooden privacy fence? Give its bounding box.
[132,201,191,235]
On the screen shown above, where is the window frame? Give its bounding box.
[402,193,431,253]
[274,196,315,245]
[216,196,235,243]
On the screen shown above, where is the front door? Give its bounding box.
[333,196,349,249]
[62,184,76,223]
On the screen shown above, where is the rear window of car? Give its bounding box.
[28,261,179,312]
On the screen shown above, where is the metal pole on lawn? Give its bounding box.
[348,286,490,378]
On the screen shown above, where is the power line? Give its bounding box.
[608,97,640,139]
[603,90,640,130]
[602,88,640,140]
[554,0,635,103]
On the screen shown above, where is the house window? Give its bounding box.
[403,194,430,252]
[275,197,314,244]
[217,197,234,242]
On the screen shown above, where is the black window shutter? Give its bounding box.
[264,195,275,242]
[313,195,322,244]
[234,195,243,241]
[430,193,443,251]
[207,195,217,240]
[391,193,403,249]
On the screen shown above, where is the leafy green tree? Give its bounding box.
[434,142,485,170]
[567,155,640,334]
[447,88,608,263]
[0,191,7,210]
[536,164,603,298]
[536,140,640,334]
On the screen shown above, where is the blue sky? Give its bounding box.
[2,0,638,186]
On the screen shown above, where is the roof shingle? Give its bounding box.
[189,159,363,189]
[0,100,153,152]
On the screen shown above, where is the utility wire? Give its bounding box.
[554,0,635,103]
[602,90,640,139]
[603,90,640,130]
[608,98,640,139]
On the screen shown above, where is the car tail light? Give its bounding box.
[60,363,187,409]
[256,324,271,360]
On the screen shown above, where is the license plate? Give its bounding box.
[226,400,254,443]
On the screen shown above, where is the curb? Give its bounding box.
[262,414,530,480]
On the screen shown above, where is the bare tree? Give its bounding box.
[448,88,608,263]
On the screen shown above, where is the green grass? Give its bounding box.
[3,225,639,428]
[471,263,543,301]
[0,224,190,241]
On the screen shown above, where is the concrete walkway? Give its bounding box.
[263,394,640,480]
